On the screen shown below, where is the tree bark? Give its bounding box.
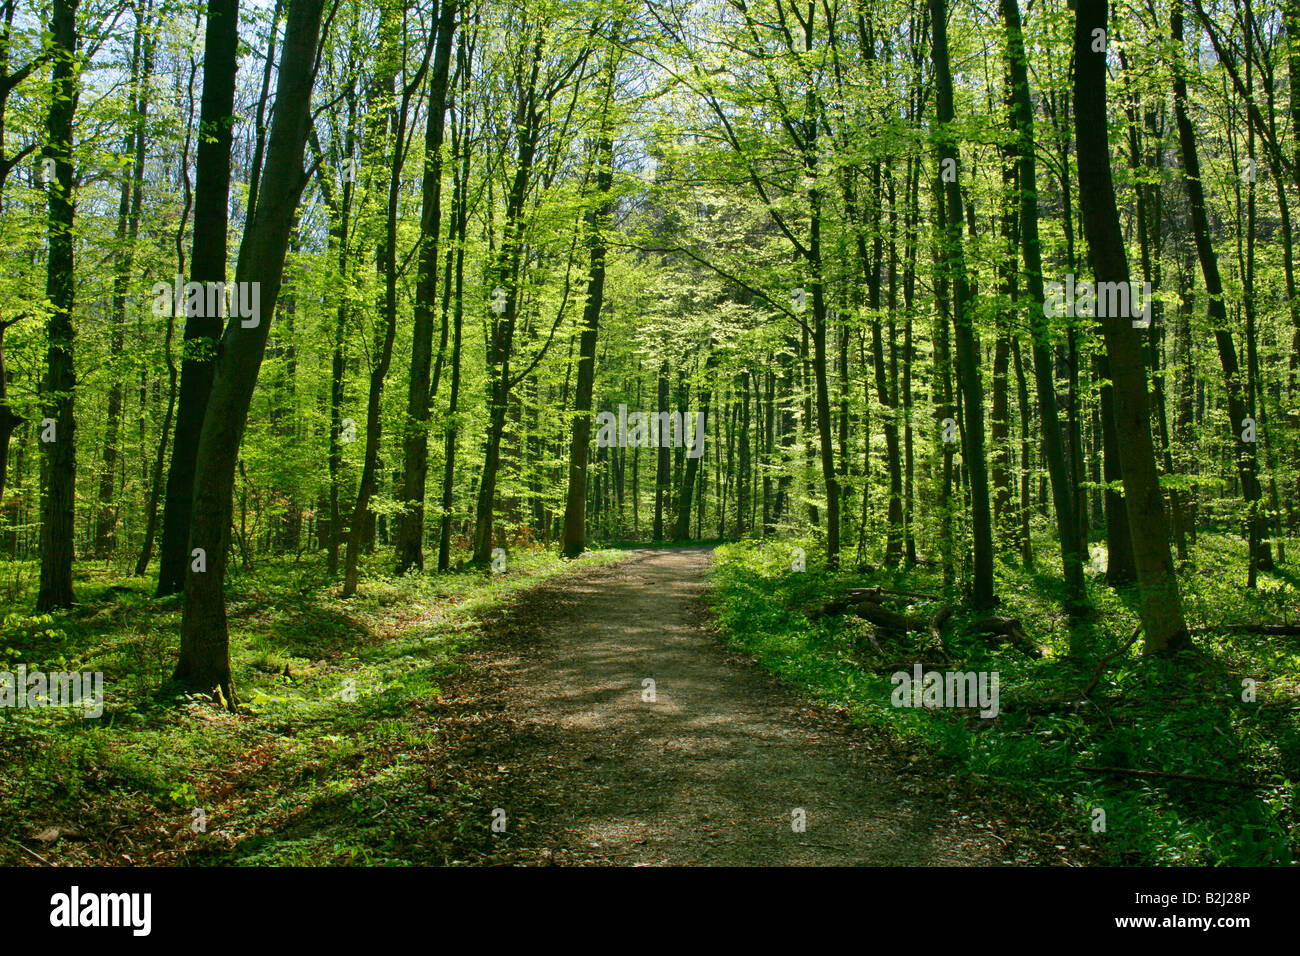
[933,0,994,610]
[36,0,79,613]
[155,0,240,596]
[394,0,457,573]
[1074,0,1189,653]
[175,0,325,702]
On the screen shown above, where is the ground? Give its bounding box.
[440,547,1080,864]
[0,545,1092,866]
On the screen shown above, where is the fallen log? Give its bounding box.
[969,615,1039,657]
[844,586,942,601]
[848,600,925,632]
[925,604,954,660]
[817,586,940,622]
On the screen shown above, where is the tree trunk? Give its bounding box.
[1001,0,1085,607]
[175,0,324,702]
[343,3,414,596]
[1074,0,1189,653]
[155,0,240,597]
[36,0,79,613]
[561,46,617,557]
[933,0,994,610]
[95,4,151,557]
[394,0,457,573]
[1171,5,1272,574]
[437,61,471,572]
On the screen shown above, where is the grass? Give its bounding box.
[706,531,1300,865]
[0,544,623,866]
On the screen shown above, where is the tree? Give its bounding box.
[394,0,458,573]
[1073,0,1189,654]
[155,0,241,597]
[561,20,619,558]
[175,0,326,701]
[932,0,994,610]
[36,0,80,613]
[1000,0,1085,610]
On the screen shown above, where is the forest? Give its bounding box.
[0,0,1297,868]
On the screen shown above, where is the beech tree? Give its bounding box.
[175,0,326,699]
[10,0,1300,693]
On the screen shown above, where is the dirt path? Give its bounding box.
[443,547,1077,865]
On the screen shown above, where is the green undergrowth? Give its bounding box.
[0,545,622,866]
[707,534,1299,865]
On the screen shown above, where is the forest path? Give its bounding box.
[443,546,1068,865]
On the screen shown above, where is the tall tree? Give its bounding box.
[932,0,994,610]
[394,0,458,573]
[175,0,325,701]
[1074,0,1189,653]
[1000,0,1085,609]
[155,0,241,596]
[0,0,40,511]
[95,0,154,556]
[1170,2,1272,578]
[342,3,435,596]
[36,0,79,613]
[561,26,618,558]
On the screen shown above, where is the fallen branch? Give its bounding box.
[873,661,952,675]
[1080,766,1282,790]
[1080,624,1143,698]
[6,837,52,866]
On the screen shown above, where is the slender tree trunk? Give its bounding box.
[1001,0,1085,607]
[653,363,669,539]
[343,5,420,595]
[437,73,470,572]
[1096,350,1137,585]
[175,0,325,702]
[1074,0,1189,653]
[471,38,544,565]
[933,0,994,609]
[155,0,240,596]
[325,130,353,577]
[36,0,79,613]
[1012,338,1034,566]
[561,45,617,557]
[0,321,24,511]
[95,5,151,557]
[675,348,715,541]
[1171,4,1272,574]
[394,0,457,573]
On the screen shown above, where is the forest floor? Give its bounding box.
[0,544,1083,866]
[707,536,1300,865]
[427,546,1080,864]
